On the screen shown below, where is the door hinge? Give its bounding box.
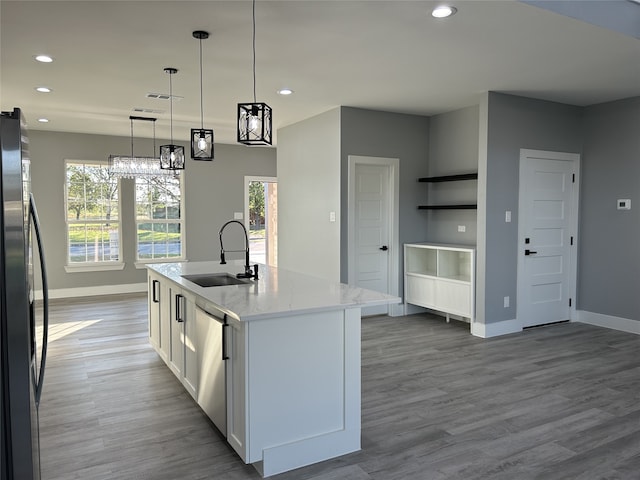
[569,298,572,307]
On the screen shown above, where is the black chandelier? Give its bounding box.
[160,67,185,170]
[191,30,214,160]
[237,0,272,146]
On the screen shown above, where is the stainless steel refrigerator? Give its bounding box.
[1,108,49,480]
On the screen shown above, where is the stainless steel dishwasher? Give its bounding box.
[195,306,228,436]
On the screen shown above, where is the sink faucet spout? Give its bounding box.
[218,220,258,279]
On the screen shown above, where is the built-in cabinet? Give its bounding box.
[404,243,475,324]
[148,271,198,399]
[147,272,247,461]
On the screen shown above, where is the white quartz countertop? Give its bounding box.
[147,261,401,322]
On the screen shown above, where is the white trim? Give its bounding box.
[471,318,521,338]
[517,149,580,329]
[576,310,640,335]
[347,156,400,316]
[64,262,125,273]
[35,282,147,300]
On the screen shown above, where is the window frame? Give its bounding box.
[134,173,186,266]
[64,159,124,272]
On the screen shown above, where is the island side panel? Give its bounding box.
[245,308,361,477]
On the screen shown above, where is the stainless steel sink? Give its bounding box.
[181,273,251,287]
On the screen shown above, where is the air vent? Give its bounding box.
[132,107,165,114]
[146,93,183,101]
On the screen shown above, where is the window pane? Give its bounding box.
[135,174,183,261]
[65,161,120,264]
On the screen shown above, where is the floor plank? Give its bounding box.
[39,295,640,479]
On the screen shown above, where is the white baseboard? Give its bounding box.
[36,283,147,300]
[471,318,521,338]
[576,310,640,335]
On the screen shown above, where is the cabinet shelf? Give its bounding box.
[418,204,477,210]
[418,173,478,183]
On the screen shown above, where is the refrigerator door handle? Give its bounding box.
[30,193,48,407]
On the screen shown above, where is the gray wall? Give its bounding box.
[480,92,583,324]
[339,107,430,288]
[29,130,276,292]
[425,105,479,245]
[277,108,342,281]
[579,97,640,321]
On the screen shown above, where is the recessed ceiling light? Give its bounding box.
[277,88,293,96]
[34,55,54,63]
[35,87,52,93]
[37,118,49,123]
[432,5,457,18]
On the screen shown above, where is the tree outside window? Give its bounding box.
[65,161,120,263]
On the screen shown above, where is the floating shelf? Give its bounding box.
[418,173,478,183]
[418,204,477,210]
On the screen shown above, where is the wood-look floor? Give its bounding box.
[39,294,640,480]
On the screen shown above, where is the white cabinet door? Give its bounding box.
[168,285,198,399]
[148,273,162,350]
[405,275,437,309]
[226,319,247,462]
[181,292,198,400]
[436,280,471,317]
[168,285,184,378]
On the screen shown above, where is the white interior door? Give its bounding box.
[354,163,391,316]
[518,149,579,328]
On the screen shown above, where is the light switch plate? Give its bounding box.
[234,212,243,219]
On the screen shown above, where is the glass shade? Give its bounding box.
[160,144,185,170]
[108,155,175,178]
[237,102,272,145]
[191,128,214,160]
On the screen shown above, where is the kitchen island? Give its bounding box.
[147,261,400,477]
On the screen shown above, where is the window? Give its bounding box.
[65,161,121,267]
[135,174,184,262]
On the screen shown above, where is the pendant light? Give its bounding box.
[108,116,175,178]
[160,67,185,170]
[237,0,272,146]
[191,30,214,160]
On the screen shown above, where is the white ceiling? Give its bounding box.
[1,0,639,146]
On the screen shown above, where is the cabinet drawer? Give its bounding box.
[435,280,471,317]
[405,275,437,308]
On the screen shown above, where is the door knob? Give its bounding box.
[379,245,388,251]
[525,249,538,256]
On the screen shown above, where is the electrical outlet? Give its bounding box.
[504,296,510,308]
[234,212,243,220]
[505,211,512,223]
[329,211,336,222]
[457,225,466,233]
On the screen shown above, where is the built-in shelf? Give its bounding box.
[418,204,478,210]
[418,173,478,183]
[418,172,478,210]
